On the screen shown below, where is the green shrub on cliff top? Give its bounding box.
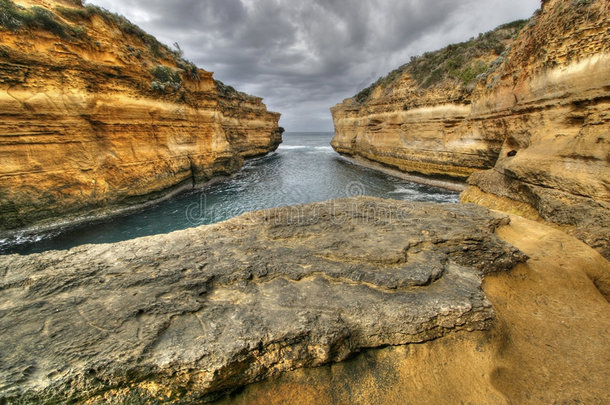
[55,5,94,21]
[0,0,23,30]
[177,59,200,81]
[0,0,85,38]
[215,79,260,102]
[215,79,237,95]
[150,65,182,93]
[353,18,529,103]
[56,4,173,59]
[56,3,201,74]
[29,6,69,37]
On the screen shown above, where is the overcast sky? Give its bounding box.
[89,0,540,131]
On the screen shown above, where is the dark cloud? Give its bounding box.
[90,0,540,131]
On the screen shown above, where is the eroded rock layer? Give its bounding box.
[332,0,610,258]
[0,0,281,235]
[462,0,610,259]
[213,214,610,405]
[330,21,528,179]
[0,197,526,403]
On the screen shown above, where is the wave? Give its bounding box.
[278,145,309,150]
[0,231,59,254]
[389,187,418,195]
[278,145,335,153]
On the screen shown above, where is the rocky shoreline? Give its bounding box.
[338,154,467,192]
[0,198,527,403]
[1,198,608,404]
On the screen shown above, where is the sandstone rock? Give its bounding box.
[331,0,610,258]
[0,197,526,403]
[460,0,610,259]
[330,21,527,180]
[213,214,610,405]
[0,0,281,237]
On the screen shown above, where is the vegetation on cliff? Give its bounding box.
[0,0,257,104]
[0,0,281,234]
[150,65,183,92]
[55,2,173,58]
[354,19,528,103]
[0,0,85,38]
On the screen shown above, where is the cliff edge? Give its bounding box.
[0,0,282,237]
[331,0,609,259]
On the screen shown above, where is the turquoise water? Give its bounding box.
[1,132,459,254]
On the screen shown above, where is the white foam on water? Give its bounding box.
[279,145,334,152]
[278,145,309,150]
[389,187,418,195]
[0,231,57,252]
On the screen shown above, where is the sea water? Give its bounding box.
[1,132,458,254]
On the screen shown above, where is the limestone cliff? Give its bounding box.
[0,0,282,236]
[330,20,528,180]
[462,0,610,259]
[331,0,609,258]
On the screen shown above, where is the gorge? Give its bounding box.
[1,0,609,403]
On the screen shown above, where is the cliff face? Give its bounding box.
[330,21,528,180]
[331,0,609,258]
[462,0,610,259]
[0,0,282,235]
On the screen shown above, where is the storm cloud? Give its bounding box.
[89,0,540,131]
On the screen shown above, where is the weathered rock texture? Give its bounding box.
[213,214,610,405]
[462,0,610,259]
[0,197,526,403]
[0,0,282,236]
[330,21,528,180]
[332,0,610,258]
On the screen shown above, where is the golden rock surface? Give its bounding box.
[0,0,282,234]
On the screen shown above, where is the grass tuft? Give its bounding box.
[354,19,529,103]
[1,0,85,39]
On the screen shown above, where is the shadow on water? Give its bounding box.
[1,132,459,255]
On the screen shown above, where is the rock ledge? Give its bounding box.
[0,197,526,403]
